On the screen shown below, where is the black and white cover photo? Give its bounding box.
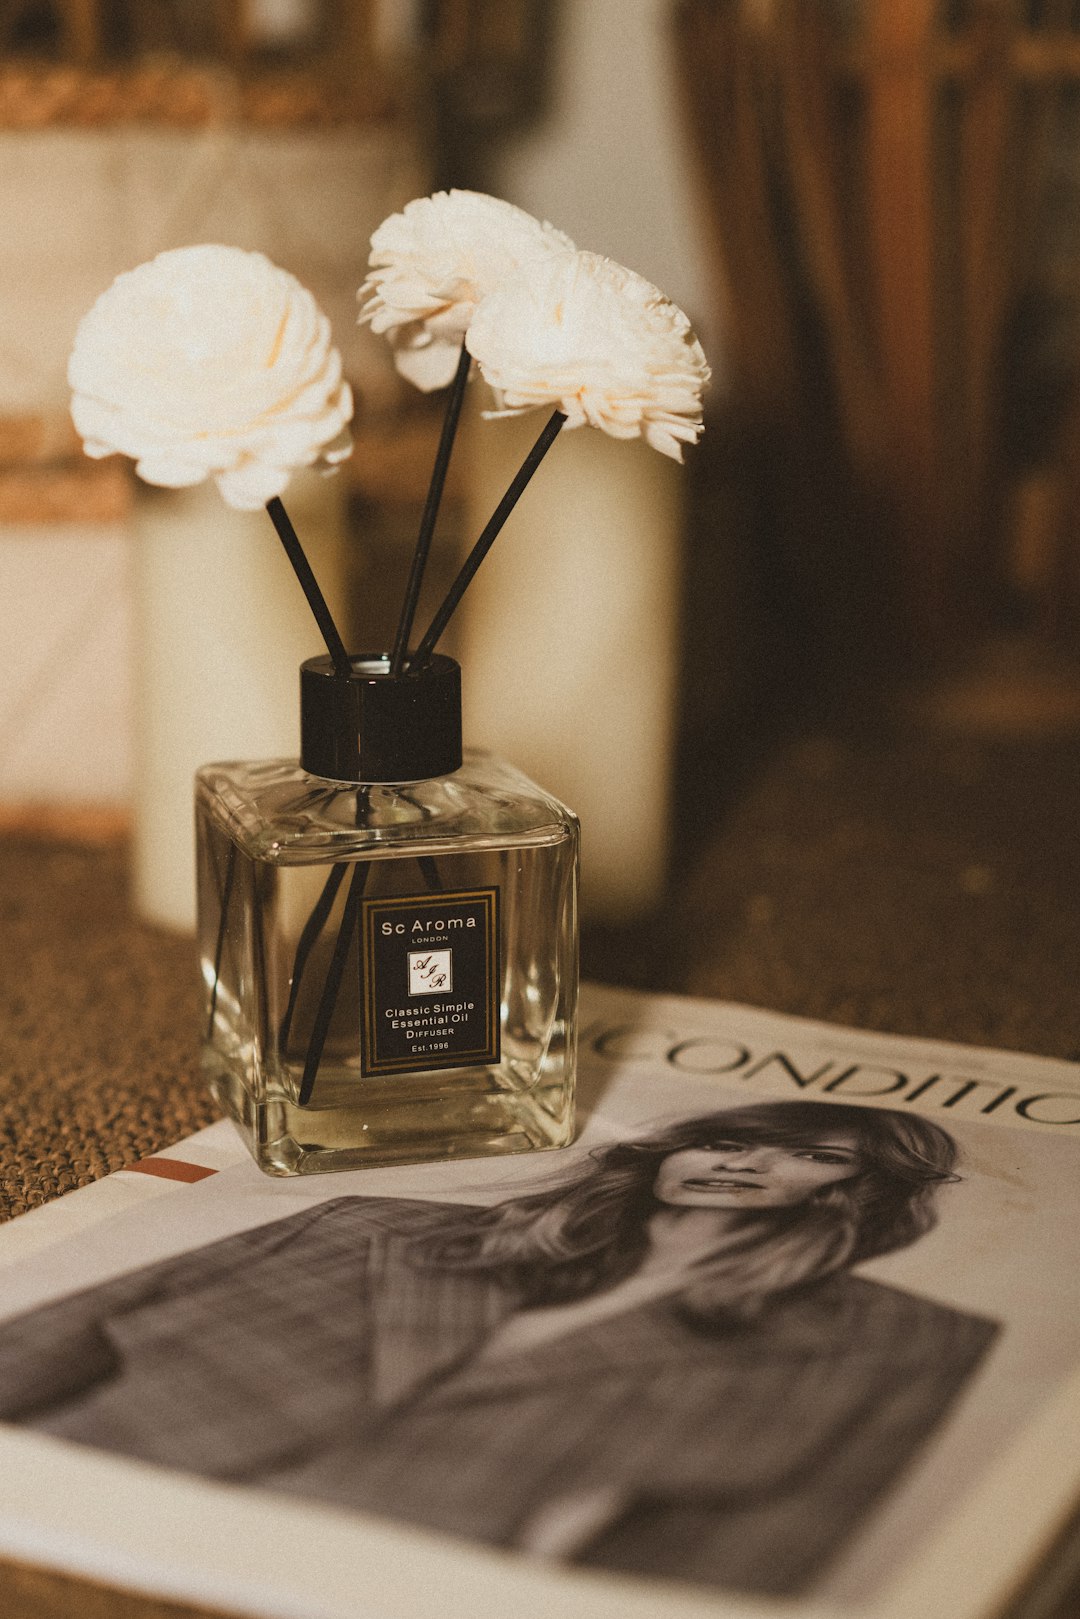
[0,985,1077,1619]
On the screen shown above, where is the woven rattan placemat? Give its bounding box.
[0,836,216,1223]
[3,724,1079,1225]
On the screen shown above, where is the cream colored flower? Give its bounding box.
[359,190,575,392]
[69,245,353,511]
[466,250,709,461]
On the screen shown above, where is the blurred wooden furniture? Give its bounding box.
[0,0,396,125]
[674,0,1080,667]
[0,0,553,132]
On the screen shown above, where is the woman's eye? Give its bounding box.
[800,1150,854,1164]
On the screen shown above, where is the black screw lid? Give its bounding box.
[300,653,463,784]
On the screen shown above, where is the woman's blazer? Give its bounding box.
[0,1194,998,1596]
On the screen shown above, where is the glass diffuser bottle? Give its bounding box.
[196,649,579,1175]
[68,212,706,1183]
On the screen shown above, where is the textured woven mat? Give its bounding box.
[659,725,1080,1062]
[0,838,217,1223]
[2,723,1079,1227]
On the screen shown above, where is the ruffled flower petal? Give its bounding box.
[359,190,575,392]
[392,336,464,392]
[214,459,293,510]
[133,455,209,488]
[69,245,354,510]
[466,250,710,461]
[319,424,354,465]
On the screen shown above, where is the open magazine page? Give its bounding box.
[0,981,1078,1619]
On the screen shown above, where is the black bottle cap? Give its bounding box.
[300,653,463,784]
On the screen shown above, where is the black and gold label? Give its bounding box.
[360,887,500,1076]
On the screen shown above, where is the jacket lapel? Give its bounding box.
[364,1234,517,1408]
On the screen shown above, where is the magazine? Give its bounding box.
[0,981,1078,1619]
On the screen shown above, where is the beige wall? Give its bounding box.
[491,0,716,355]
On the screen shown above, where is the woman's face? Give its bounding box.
[653,1131,862,1209]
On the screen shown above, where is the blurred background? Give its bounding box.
[6,19,1080,1619]
[2,0,1080,988]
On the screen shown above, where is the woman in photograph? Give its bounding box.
[0,1101,998,1596]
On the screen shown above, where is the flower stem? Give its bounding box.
[391,338,472,677]
[410,408,565,667]
[265,495,351,678]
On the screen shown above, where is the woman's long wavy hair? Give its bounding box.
[416,1101,961,1325]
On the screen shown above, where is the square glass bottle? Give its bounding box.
[196,652,578,1175]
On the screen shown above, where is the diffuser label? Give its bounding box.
[360,887,500,1076]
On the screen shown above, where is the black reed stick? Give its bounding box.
[417,855,443,892]
[265,495,351,678]
[297,860,368,1106]
[206,839,237,1041]
[278,861,348,1052]
[290,855,442,1105]
[390,338,472,676]
[410,409,565,667]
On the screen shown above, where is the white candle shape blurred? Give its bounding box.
[457,407,682,923]
[131,469,348,931]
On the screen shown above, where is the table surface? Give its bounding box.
[1,717,1079,1617]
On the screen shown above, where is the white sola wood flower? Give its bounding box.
[359,189,575,392]
[466,250,710,460]
[69,245,353,510]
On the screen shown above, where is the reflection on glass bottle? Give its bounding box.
[196,654,578,1175]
